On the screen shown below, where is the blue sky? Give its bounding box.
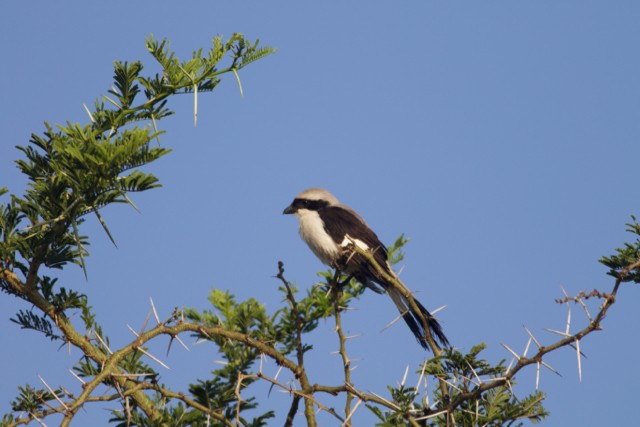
[1,1,639,425]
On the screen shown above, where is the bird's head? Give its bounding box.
[283,188,339,216]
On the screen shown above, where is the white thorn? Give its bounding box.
[576,338,583,382]
[138,347,170,370]
[150,297,160,324]
[501,343,520,359]
[400,365,409,387]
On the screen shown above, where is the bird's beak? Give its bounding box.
[283,204,295,215]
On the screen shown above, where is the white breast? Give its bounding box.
[296,209,340,266]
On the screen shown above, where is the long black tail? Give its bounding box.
[387,287,449,351]
[348,249,449,351]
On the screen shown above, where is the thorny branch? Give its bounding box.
[554,288,610,304]
[341,242,639,422]
[329,270,356,426]
[276,261,305,371]
[3,252,638,426]
[440,258,640,417]
[275,261,317,427]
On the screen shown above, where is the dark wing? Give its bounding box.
[320,205,389,291]
[320,206,387,259]
[320,206,450,351]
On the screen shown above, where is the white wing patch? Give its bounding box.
[341,234,369,250]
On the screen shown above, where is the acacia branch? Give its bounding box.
[2,266,211,426]
[6,227,636,427]
[442,258,640,415]
[254,372,345,423]
[112,319,318,425]
[7,388,146,427]
[0,34,280,427]
[274,261,317,426]
[328,271,355,425]
[275,261,306,372]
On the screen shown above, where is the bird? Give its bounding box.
[283,187,449,351]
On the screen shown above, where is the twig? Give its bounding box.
[256,372,345,422]
[329,270,355,424]
[275,261,317,427]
